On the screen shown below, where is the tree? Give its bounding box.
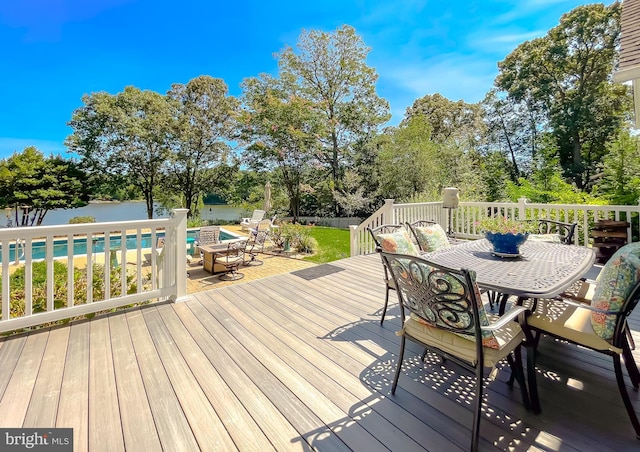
[332,169,370,216]
[240,75,324,221]
[0,147,91,226]
[376,116,439,201]
[67,86,172,218]
[276,25,390,213]
[404,93,484,150]
[166,75,239,217]
[593,131,640,204]
[481,89,543,181]
[495,3,631,190]
[481,150,510,202]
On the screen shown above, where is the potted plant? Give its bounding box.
[476,216,537,255]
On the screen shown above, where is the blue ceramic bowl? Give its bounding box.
[485,232,529,255]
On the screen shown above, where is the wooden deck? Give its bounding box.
[0,254,639,451]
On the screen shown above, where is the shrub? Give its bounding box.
[296,234,318,254]
[69,216,96,224]
[270,222,318,253]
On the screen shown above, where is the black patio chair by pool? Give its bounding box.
[367,224,418,325]
[244,219,272,266]
[216,240,247,281]
[379,250,536,452]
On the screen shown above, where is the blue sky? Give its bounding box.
[0,0,597,159]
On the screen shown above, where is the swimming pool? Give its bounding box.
[2,229,236,263]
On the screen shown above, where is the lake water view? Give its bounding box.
[37,201,246,226]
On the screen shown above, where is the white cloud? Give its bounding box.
[380,55,497,103]
[373,54,499,126]
[473,30,546,47]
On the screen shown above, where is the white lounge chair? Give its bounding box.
[240,209,266,231]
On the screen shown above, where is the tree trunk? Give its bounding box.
[330,130,340,216]
[572,131,584,190]
[145,193,154,219]
[499,113,519,181]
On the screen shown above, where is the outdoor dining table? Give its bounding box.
[422,239,596,312]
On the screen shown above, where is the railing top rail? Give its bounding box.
[522,202,617,208]
[0,218,173,241]
[393,201,442,207]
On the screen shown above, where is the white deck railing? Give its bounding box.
[350,198,640,256]
[0,209,188,334]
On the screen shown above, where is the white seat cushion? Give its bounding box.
[527,298,622,353]
[402,313,524,367]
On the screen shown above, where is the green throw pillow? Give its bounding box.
[590,242,640,340]
[414,224,451,252]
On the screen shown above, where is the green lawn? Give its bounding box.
[303,226,350,263]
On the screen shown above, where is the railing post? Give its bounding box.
[171,208,189,303]
[349,225,359,257]
[383,199,394,223]
[518,197,528,220]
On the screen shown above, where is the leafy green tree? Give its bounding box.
[481,89,543,180]
[495,3,631,191]
[376,115,485,203]
[166,75,239,217]
[67,86,172,219]
[0,147,91,226]
[404,93,484,150]
[276,25,390,213]
[376,116,439,200]
[593,131,640,204]
[332,169,370,216]
[241,74,323,221]
[506,134,601,204]
[481,150,510,202]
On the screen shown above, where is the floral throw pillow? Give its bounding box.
[590,242,640,340]
[375,230,419,256]
[413,224,451,252]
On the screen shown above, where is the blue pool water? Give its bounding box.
[2,229,235,263]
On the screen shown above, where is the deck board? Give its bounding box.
[171,302,306,452]
[154,303,275,451]
[0,330,48,427]
[57,321,90,451]
[108,312,162,452]
[199,290,389,451]
[124,308,201,451]
[24,326,69,428]
[0,334,26,401]
[0,254,639,450]
[187,298,350,451]
[88,316,125,452]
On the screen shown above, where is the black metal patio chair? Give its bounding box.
[367,224,418,324]
[244,219,272,266]
[216,240,247,281]
[533,219,578,244]
[379,250,536,452]
[522,242,640,438]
